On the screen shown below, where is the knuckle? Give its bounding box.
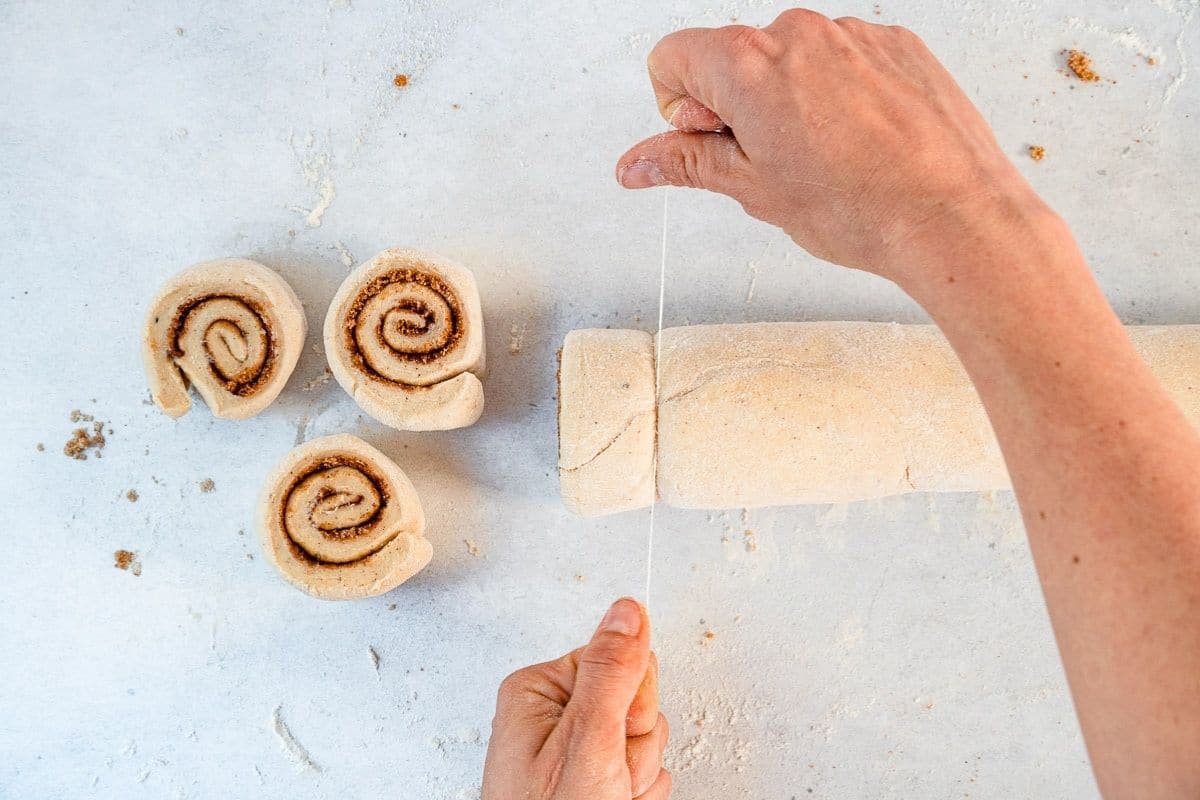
[496,671,523,703]
[645,33,676,74]
[721,25,777,59]
[497,665,542,703]
[580,642,640,674]
[676,145,710,188]
[889,24,922,43]
[833,15,867,30]
[774,7,827,28]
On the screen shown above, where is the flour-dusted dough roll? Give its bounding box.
[558,322,1200,515]
[1126,326,1200,431]
[558,329,657,516]
[657,322,1003,508]
[324,249,485,431]
[143,258,306,419]
[259,434,431,600]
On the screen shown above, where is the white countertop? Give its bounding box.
[3,0,1197,797]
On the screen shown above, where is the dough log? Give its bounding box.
[558,322,1200,516]
[324,248,486,431]
[142,258,306,419]
[259,434,431,599]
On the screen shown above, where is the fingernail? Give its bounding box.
[601,598,643,636]
[619,160,665,189]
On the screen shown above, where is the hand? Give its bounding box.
[482,598,671,800]
[616,9,1052,288]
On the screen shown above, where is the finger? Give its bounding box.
[647,25,768,127]
[616,130,753,197]
[626,651,659,737]
[634,768,673,800]
[646,28,726,127]
[489,658,574,760]
[626,713,670,797]
[564,598,651,745]
[662,96,726,132]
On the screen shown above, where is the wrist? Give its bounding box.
[889,189,1081,310]
[890,190,1123,380]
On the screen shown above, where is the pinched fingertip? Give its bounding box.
[667,96,727,132]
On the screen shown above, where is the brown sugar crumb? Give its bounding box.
[464,539,481,557]
[114,549,142,576]
[1146,56,1157,66]
[1065,49,1101,82]
[69,409,95,423]
[199,478,216,493]
[392,74,409,88]
[126,489,139,502]
[1029,145,1046,161]
[702,630,716,644]
[743,529,758,552]
[64,420,106,460]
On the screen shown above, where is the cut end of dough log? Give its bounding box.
[324,248,486,431]
[558,329,657,516]
[258,434,431,600]
[142,258,307,420]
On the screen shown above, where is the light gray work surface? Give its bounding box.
[2,0,1197,797]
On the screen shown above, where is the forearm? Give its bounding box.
[618,13,1200,795]
[903,200,1200,799]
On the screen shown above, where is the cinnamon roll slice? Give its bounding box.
[259,434,431,599]
[142,259,306,419]
[324,249,485,431]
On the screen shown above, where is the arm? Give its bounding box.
[616,10,1200,798]
[906,208,1200,800]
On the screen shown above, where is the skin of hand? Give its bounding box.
[616,9,1200,799]
[481,598,671,800]
[614,7,1055,286]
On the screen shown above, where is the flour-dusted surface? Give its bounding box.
[1,0,1196,798]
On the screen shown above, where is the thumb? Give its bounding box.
[565,598,651,741]
[616,130,752,197]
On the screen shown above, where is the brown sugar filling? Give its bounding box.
[279,455,393,566]
[342,269,465,386]
[168,293,277,396]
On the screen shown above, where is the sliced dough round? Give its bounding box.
[142,258,306,420]
[259,434,431,600]
[558,329,657,516]
[324,249,485,431]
